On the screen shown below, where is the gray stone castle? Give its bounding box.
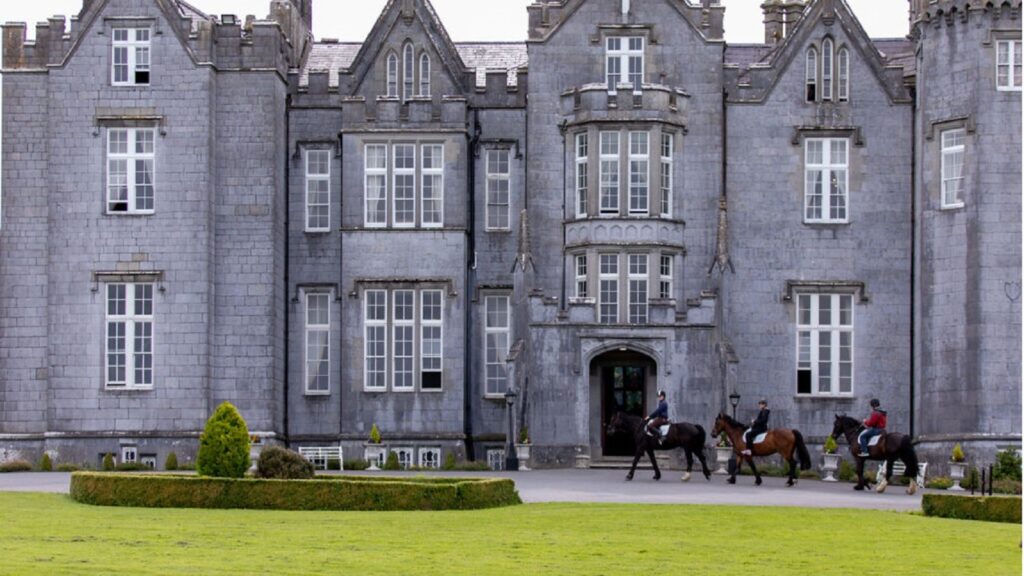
[1,0,1020,471]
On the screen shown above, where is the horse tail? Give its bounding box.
[900,435,919,479]
[793,429,812,470]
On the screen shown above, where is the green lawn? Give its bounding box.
[0,492,1019,575]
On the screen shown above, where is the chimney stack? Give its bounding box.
[762,0,807,44]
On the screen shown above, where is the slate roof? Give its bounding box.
[174,0,214,32]
[725,38,917,80]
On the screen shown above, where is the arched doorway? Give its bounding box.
[589,349,658,458]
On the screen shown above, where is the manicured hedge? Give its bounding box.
[69,472,521,511]
[922,493,1022,524]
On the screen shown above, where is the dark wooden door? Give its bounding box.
[602,365,646,457]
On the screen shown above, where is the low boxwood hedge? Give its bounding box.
[922,493,1021,524]
[69,472,521,511]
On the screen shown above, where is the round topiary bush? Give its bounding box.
[255,446,314,480]
[197,402,250,478]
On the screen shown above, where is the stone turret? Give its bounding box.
[762,0,807,44]
[270,0,312,66]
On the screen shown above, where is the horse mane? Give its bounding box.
[719,414,747,430]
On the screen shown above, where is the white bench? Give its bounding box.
[877,460,928,486]
[298,446,343,471]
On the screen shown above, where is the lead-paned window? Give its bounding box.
[421,144,444,227]
[997,40,1022,90]
[941,128,966,209]
[306,150,331,232]
[484,296,510,396]
[599,254,619,324]
[796,293,853,396]
[575,254,589,299]
[660,133,673,218]
[393,144,416,227]
[600,132,620,214]
[804,138,848,223]
[576,133,589,217]
[628,254,648,324]
[392,290,415,391]
[628,132,649,215]
[365,145,388,226]
[107,128,155,214]
[112,28,150,86]
[606,37,644,92]
[486,149,511,230]
[305,292,330,394]
[420,290,443,390]
[106,283,153,389]
[364,290,388,391]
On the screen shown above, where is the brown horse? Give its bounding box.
[710,413,812,487]
[830,415,919,494]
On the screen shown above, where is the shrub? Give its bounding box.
[102,453,115,472]
[56,463,83,473]
[165,452,178,471]
[177,462,197,471]
[838,459,857,482]
[69,472,522,511]
[926,476,954,490]
[326,458,341,471]
[518,426,530,444]
[0,460,32,473]
[383,451,401,471]
[993,448,1022,482]
[717,433,730,448]
[960,466,981,490]
[369,424,382,444]
[922,493,1021,524]
[197,402,250,479]
[950,443,965,463]
[343,459,369,471]
[255,446,314,480]
[823,436,837,455]
[115,463,152,472]
[39,453,53,472]
[453,461,491,472]
[992,479,1022,495]
[442,453,456,471]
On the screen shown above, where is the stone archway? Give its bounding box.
[589,348,658,460]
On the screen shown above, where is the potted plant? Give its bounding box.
[515,426,531,471]
[821,436,841,482]
[948,443,967,491]
[364,424,386,471]
[714,433,732,475]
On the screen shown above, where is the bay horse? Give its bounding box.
[830,415,919,494]
[606,412,712,482]
[710,413,811,487]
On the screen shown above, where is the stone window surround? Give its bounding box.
[925,116,975,212]
[786,281,867,399]
[485,148,512,231]
[803,137,850,224]
[987,30,1022,92]
[103,280,155,391]
[105,126,157,215]
[362,140,446,229]
[304,289,332,396]
[382,41,432,101]
[794,291,855,398]
[805,36,851,104]
[108,19,153,87]
[304,148,332,233]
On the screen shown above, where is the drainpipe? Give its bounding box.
[337,130,345,441]
[464,110,481,460]
[560,120,568,310]
[283,94,291,446]
[909,80,917,438]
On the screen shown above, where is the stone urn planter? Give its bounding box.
[515,443,531,471]
[364,444,387,471]
[715,446,733,475]
[948,461,967,491]
[822,453,841,482]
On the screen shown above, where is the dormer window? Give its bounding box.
[606,37,644,93]
[112,28,151,86]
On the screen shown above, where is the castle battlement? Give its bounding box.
[527,0,723,42]
[911,0,1021,31]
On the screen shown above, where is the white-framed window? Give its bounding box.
[599,254,619,324]
[806,47,818,102]
[421,144,444,227]
[403,43,415,101]
[486,449,505,471]
[796,293,854,396]
[305,292,330,395]
[364,290,387,391]
[386,53,398,97]
[419,53,431,96]
[804,138,848,223]
[660,133,673,218]
[821,38,834,101]
[599,132,620,215]
[106,283,153,389]
[659,254,673,299]
[576,133,589,217]
[365,144,388,227]
[393,447,414,470]
[112,28,150,86]
[419,447,441,469]
[606,36,644,92]
[837,47,850,102]
[305,149,331,232]
[484,295,510,397]
[486,149,511,230]
[140,455,157,469]
[997,40,1022,91]
[628,132,649,215]
[575,254,589,299]
[121,446,138,464]
[107,128,155,214]
[393,144,416,227]
[941,128,966,209]
[392,290,415,391]
[420,290,443,390]
[628,254,648,324]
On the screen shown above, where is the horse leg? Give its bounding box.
[853,456,866,491]
[727,453,738,484]
[680,449,693,482]
[877,457,895,494]
[696,448,712,481]
[748,456,762,486]
[626,443,643,481]
[786,456,798,488]
[648,448,661,481]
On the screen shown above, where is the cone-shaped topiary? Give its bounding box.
[164,452,178,471]
[197,402,251,478]
[369,423,382,444]
[823,436,838,455]
[40,453,53,472]
[383,450,400,470]
[102,453,115,471]
[951,443,966,463]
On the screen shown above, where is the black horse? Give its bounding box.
[830,414,920,494]
[606,411,712,482]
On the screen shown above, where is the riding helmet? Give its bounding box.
[870,398,880,408]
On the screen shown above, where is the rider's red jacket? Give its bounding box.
[864,409,887,429]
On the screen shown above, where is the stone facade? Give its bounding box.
[0,0,1019,471]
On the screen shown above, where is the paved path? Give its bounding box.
[0,469,926,511]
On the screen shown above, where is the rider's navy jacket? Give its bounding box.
[649,400,668,420]
[750,409,770,431]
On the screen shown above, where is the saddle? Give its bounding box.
[751,432,768,445]
[645,422,672,438]
[857,430,884,447]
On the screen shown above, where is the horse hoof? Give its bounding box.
[876,480,888,494]
[704,472,712,481]
[786,479,795,487]
[653,475,661,482]
[625,475,633,482]
[907,481,919,496]
[727,477,736,485]
[680,473,691,483]
[853,485,865,491]
[755,478,763,486]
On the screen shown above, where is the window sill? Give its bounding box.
[304,229,331,235]
[105,385,154,392]
[794,394,855,400]
[940,202,965,211]
[420,388,444,393]
[996,86,1022,92]
[304,390,331,397]
[485,228,512,234]
[106,211,155,217]
[484,394,508,401]
[802,220,851,226]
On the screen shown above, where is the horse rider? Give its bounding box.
[742,399,770,456]
[859,398,887,457]
[644,390,670,443]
